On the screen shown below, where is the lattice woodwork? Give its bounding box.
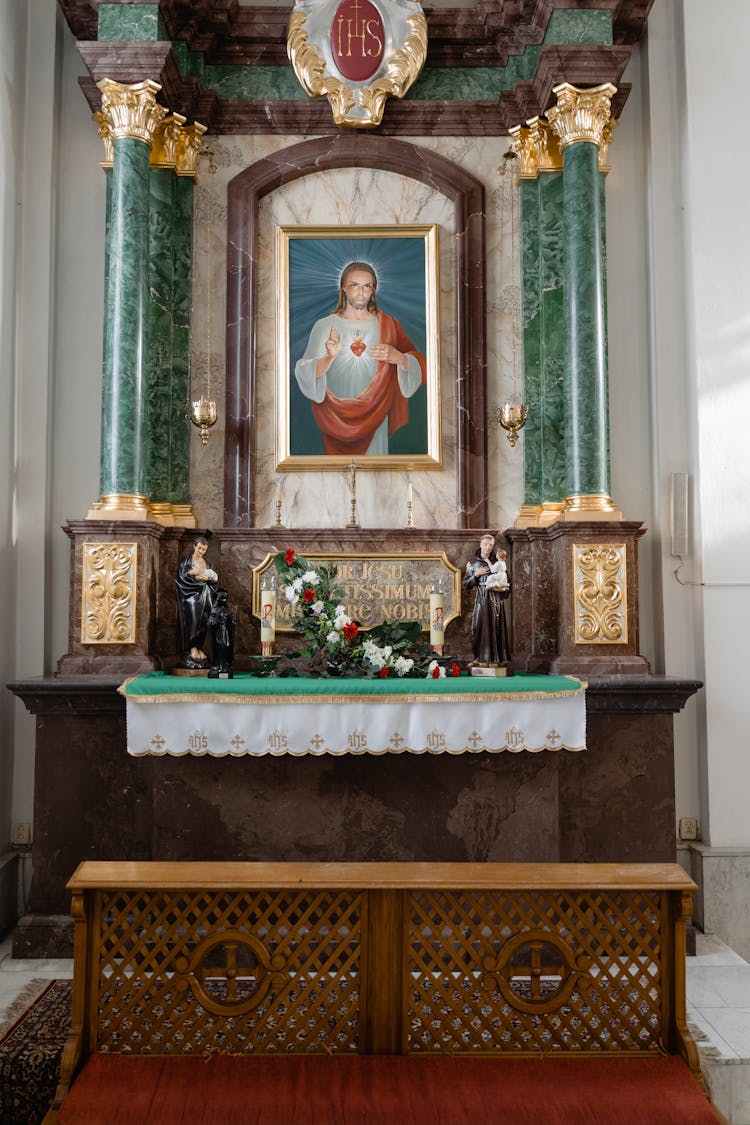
[93,889,362,1054]
[59,862,697,1093]
[406,889,665,1055]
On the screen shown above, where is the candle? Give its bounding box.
[260,589,276,655]
[408,482,413,505]
[429,589,445,654]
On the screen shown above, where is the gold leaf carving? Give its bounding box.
[81,543,137,644]
[574,544,627,644]
[287,6,427,128]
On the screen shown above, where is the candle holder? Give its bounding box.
[191,395,218,445]
[274,498,284,528]
[345,460,360,529]
[497,400,528,447]
[406,498,415,528]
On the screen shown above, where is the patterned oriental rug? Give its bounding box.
[0,979,72,1124]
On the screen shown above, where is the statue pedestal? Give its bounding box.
[505,522,650,676]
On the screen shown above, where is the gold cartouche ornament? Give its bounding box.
[191,395,218,445]
[497,400,528,447]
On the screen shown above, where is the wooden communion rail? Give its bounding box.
[45,861,723,1124]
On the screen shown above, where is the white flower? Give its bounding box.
[311,600,325,616]
[334,606,351,626]
[301,570,320,586]
[326,630,340,646]
[285,587,299,605]
[290,576,304,593]
[394,656,414,676]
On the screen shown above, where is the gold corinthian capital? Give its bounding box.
[546,83,616,150]
[97,78,167,147]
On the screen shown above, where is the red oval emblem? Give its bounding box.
[330,0,385,83]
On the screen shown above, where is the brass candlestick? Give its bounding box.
[345,459,360,529]
[274,498,284,528]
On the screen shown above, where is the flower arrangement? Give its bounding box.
[271,549,456,679]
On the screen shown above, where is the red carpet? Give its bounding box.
[57,1052,722,1124]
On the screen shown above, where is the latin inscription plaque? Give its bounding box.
[252,553,461,632]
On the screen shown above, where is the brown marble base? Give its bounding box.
[506,522,651,676]
[0,852,18,942]
[11,913,75,960]
[8,675,700,956]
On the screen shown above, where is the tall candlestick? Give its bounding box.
[345,459,360,528]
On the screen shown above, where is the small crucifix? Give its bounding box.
[345,459,360,528]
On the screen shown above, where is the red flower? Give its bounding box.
[343,622,359,640]
[284,548,296,565]
[303,588,316,603]
[431,666,441,679]
[451,662,461,678]
[377,666,391,678]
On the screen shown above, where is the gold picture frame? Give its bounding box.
[276,223,442,472]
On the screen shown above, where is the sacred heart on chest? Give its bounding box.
[350,336,367,357]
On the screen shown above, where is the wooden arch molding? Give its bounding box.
[224,135,487,528]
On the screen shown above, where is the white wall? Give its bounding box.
[678,0,750,847]
[0,0,30,850]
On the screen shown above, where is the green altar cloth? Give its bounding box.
[122,671,583,701]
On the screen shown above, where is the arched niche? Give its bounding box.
[224,134,486,528]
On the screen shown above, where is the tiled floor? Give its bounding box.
[688,934,750,1124]
[2,932,749,1122]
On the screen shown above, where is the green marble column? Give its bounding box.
[520,173,565,510]
[145,119,203,525]
[561,139,609,499]
[100,135,152,502]
[170,175,194,508]
[94,79,166,517]
[146,166,175,505]
[547,82,619,517]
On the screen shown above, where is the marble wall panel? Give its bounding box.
[559,712,676,863]
[28,713,153,916]
[188,135,524,534]
[151,752,558,864]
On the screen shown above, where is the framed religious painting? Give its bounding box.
[275,224,442,471]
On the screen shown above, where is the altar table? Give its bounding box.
[121,672,586,757]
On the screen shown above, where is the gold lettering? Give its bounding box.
[365,18,382,56]
[385,584,405,600]
[337,14,345,56]
[345,17,354,56]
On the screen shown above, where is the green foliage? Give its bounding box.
[268,550,438,679]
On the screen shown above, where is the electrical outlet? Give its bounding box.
[11,822,31,846]
[679,817,698,841]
